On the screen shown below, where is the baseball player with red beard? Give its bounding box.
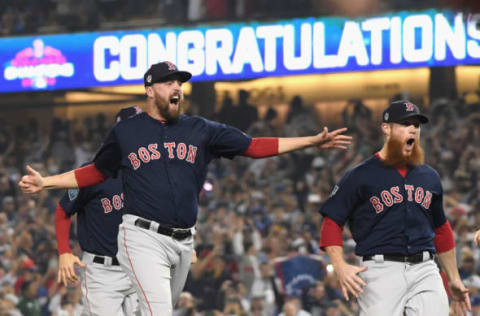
[320,100,470,316]
[19,61,352,316]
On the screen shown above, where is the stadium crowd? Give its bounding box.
[1,0,477,37]
[0,92,479,316]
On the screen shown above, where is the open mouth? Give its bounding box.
[170,95,180,105]
[406,138,415,148]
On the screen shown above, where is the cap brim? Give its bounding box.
[163,71,192,83]
[394,113,429,124]
[411,113,429,124]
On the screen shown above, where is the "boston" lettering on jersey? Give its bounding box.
[127,142,198,170]
[369,184,432,214]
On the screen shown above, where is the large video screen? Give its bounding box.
[1,9,479,93]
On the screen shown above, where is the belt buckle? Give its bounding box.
[407,253,422,264]
[171,229,189,241]
[93,256,104,265]
[171,230,182,240]
[103,256,112,266]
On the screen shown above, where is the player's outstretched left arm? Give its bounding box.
[278,127,352,154]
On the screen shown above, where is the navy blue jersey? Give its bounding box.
[59,174,124,257]
[320,155,447,256]
[93,113,251,228]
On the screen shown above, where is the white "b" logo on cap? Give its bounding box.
[405,102,415,111]
[165,61,177,71]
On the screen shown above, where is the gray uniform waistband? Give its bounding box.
[82,251,120,267]
[122,214,196,236]
[362,251,433,264]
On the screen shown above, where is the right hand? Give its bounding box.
[333,262,367,301]
[313,127,353,150]
[18,165,44,194]
[449,278,471,316]
[474,230,480,246]
[57,253,86,286]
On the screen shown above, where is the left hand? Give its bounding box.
[57,253,86,286]
[313,127,352,150]
[449,279,471,316]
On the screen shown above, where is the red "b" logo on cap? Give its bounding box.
[405,102,415,111]
[165,61,177,71]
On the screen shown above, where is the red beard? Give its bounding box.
[383,136,425,168]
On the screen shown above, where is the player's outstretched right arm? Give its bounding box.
[18,165,78,193]
[18,164,107,194]
[277,127,352,154]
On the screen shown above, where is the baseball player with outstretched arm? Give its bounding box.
[319,100,470,316]
[56,107,141,316]
[19,61,352,316]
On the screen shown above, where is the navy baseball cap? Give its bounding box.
[115,106,143,122]
[382,100,429,124]
[144,61,192,86]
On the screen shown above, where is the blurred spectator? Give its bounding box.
[301,281,331,316]
[1,196,16,222]
[218,91,236,126]
[279,297,311,316]
[0,124,13,156]
[250,260,278,315]
[54,0,80,31]
[17,278,42,316]
[0,174,16,204]
[223,294,248,316]
[342,99,372,134]
[163,0,188,24]
[206,0,228,20]
[51,286,83,316]
[173,291,200,316]
[285,96,318,137]
[188,243,232,311]
[459,251,476,280]
[250,293,269,316]
[248,107,281,137]
[2,292,22,316]
[187,0,206,22]
[230,89,258,132]
[1,0,480,37]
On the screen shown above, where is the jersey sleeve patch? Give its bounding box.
[330,185,340,197]
[68,189,79,201]
[319,169,359,226]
